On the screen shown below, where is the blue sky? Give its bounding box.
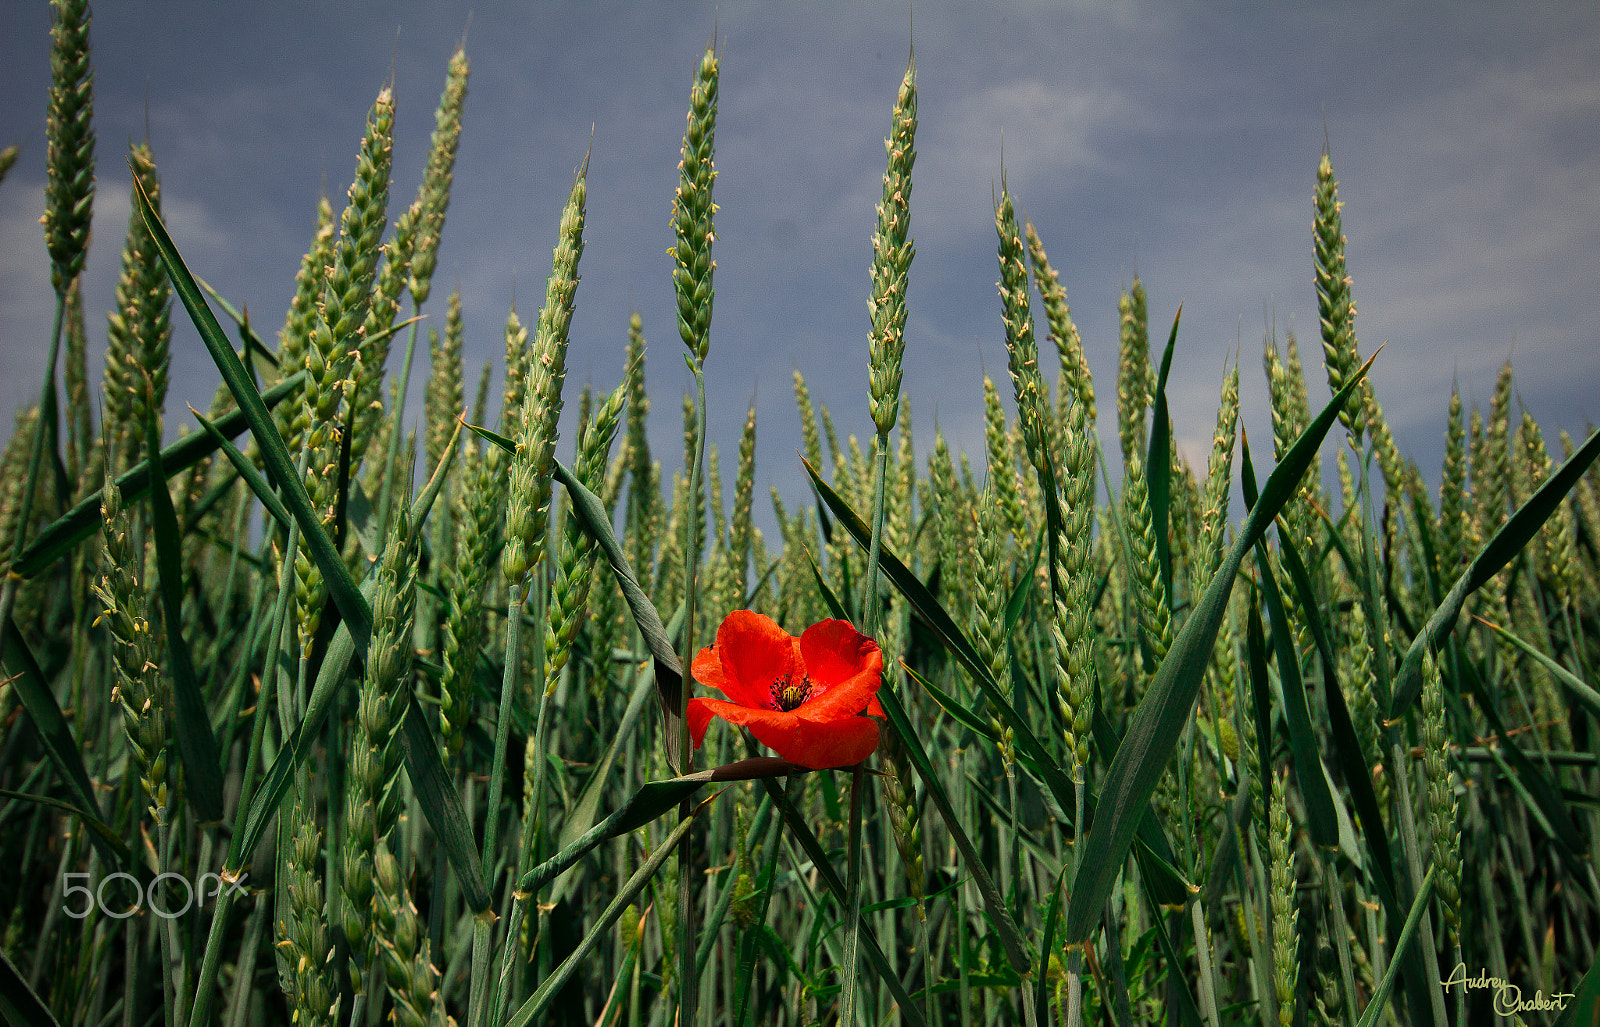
[3,2,1597,532]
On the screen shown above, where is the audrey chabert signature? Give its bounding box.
[1442,963,1575,1017]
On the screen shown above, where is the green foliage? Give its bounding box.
[1,25,1595,1027]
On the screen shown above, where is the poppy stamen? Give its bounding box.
[770,673,813,712]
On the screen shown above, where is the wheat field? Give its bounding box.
[0,4,1597,1026]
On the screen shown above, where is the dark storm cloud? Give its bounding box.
[2,3,1596,533]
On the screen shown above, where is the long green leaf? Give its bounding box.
[409,417,463,540]
[0,789,132,874]
[0,620,119,872]
[1147,305,1181,601]
[1389,425,1600,716]
[518,757,798,898]
[1251,537,1336,849]
[1085,698,1199,910]
[142,398,225,822]
[801,539,1032,972]
[1552,955,1600,1027]
[760,776,929,1027]
[193,273,276,377]
[1063,352,1374,945]
[1476,613,1600,721]
[1275,524,1399,909]
[879,685,1031,974]
[190,404,290,531]
[815,456,1198,918]
[551,455,686,767]
[227,588,364,869]
[1354,868,1435,1027]
[0,948,60,1027]
[1460,658,1586,860]
[801,457,1080,825]
[11,373,303,578]
[134,176,372,655]
[400,693,493,913]
[550,645,665,907]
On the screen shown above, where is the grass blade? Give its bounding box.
[1354,868,1435,1027]
[880,686,1032,974]
[1389,425,1600,716]
[1460,659,1586,860]
[804,527,1033,973]
[400,693,493,913]
[1552,957,1599,1027]
[189,404,290,531]
[134,175,372,654]
[0,948,60,1027]
[227,577,370,868]
[0,788,132,873]
[1147,305,1181,600]
[801,456,1080,825]
[0,621,119,870]
[1476,613,1600,719]
[1251,538,1336,849]
[141,398,226,822]
[551,454,685,757]
[1063,352,1374,946]
[1276,524,1400,907]
[11,373,303,578]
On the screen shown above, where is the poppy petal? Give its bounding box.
[799,619,873,688]
[774,715,879,769]
[685,697,880,769]
[687,696,720,748]
[796,624,883,722]
[690,645,731,696]
[714,610,801,709]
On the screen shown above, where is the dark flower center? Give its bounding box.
[770,673,813,712]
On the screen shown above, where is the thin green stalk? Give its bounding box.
[839,432,891,1027]
[1065,765,1086,1027]
[471,579,528,1027]
[920,911,934,1024]
[1327,860,1360,1027]
[490,588,555,1025]
[676,363,707,1024]
[122,877,137,1027]
[156,821,182,1027]
[375,310,424,534]
[861,437,891,633]
[841,764,866,1027]
[1191,897,1219,1027]
[506,811,699,1027]
[1387,735,1446,1027]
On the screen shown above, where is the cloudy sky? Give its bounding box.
[3,2,1597,534]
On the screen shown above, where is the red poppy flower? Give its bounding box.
[688,610,885,770]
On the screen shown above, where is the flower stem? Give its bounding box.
[840,763,866,1027]
[860,432,891,634]
[470,580,527,1027]
[1066,763,1087,1027]
[675,361,707,1025]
